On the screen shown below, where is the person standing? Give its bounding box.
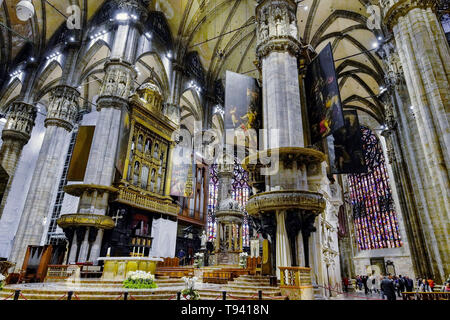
[420,279,432,292]
[427,278,435,292]
[379,275,386,299]
[397,275,405,297]
[416,278,422,290]
[177,249,186,266]
[369,274,377,293]
[362,275,369,295]
[442,282,450,292]
[343,277,349,293]
[380,276,396,301]
[357,275,363,291]
[404,276,414,292]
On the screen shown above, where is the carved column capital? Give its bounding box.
[98,60,137,108]
[383,0,439,31]
[162,102,181,125]
[381,129,397,164]
[2,101,37,144]
[115,0,149,25]
[255,0,304,61]
[45,85,80,131]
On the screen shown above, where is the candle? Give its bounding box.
[107,247,111,257]
[132,247,135,256]
[137,247,140,255]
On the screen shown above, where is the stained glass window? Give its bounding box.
[208,162,251,247]
[348,127,402,250]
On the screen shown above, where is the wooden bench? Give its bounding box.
[155,267,194,278]
[222,268,249,280]
[203,271,232,284]
[246,257,262,275]
[80,265,102,278]
[157,257,180,268]
[402,292,450,300]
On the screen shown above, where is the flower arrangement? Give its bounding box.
[193,252,204,268]
[239,252,248,269]
[0,274,5,291]
[181,276,200,300]
[123,271,157,289]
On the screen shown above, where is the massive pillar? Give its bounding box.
[383,0,450,282]
[164,63,184,126]
[244,0,326,283]
[58,0,148,265]
[0,61,40,221]
[0,102,37,220]
[9,85,79,270]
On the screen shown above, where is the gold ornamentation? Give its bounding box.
[114,187,180,216]
[246,190,326,216]
[63,184,119,197]
[57,213,115,229]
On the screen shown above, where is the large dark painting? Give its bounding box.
[224,71,262,152]
[330,110,367,174]
[305,43,345,144]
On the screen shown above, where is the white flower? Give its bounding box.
[0,274,5,281]
[128,271,154,282]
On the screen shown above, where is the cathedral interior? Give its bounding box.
[0,0,448,301]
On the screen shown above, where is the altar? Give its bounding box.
[98,257,163,281]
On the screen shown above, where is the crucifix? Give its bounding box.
[112,209,125,226]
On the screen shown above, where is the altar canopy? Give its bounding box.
[150,218,177,258]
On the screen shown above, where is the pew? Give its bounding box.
[19,245,53,283]
[156,257,180,268]
[203,271,232,284]
[246,256,262,275]
[402,292,450,300]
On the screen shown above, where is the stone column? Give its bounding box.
[164,63,184,125]
[383,0,449,282]
[77,227,90,263]
[68,232,78,264]
[256,0,305,150]
[0,102,37,220]
[60,0,147,265]
[253,0,308,277]
[275,210,291,278]
[9,86,79,269]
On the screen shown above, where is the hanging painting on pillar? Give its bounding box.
[115,109,131,177]
[67,126,95,181]
[170,145,194,198]
[329,110,368,174]
[224,71,262,156]
[305,43,345,145]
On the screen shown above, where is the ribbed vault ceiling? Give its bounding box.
[1,0,388,123]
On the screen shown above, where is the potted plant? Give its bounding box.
[193,252,204,268]
[123,271,158,289]
[239,252,248,269]
[181,276,200,300]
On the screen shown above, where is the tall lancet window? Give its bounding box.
[207,162,251,247]
[348,127,402,250]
